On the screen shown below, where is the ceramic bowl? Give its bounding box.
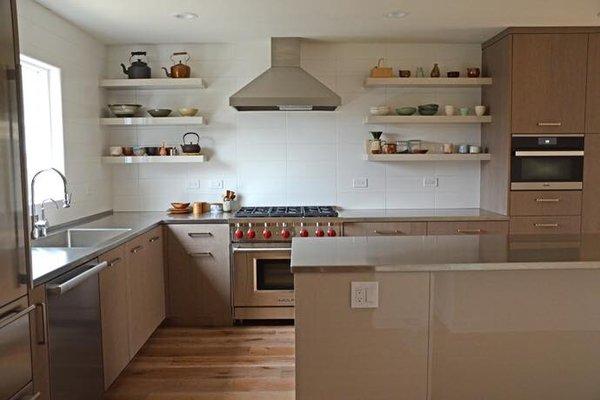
[178,107,199,117]
[171,202,191,210]
[418,104,439,116]
[369,106,390,116]
[108,104,142,117]
[447,71,460,78]
[396,107,417,116]
[398,70,411,78]
[147,108,172,117]
[145,146,159,156]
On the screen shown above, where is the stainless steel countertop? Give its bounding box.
[31,208,507,285]
[291,234,600,273]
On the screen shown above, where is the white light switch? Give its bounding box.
[351,282,379,308]
[353,177,368,188]
[210,179,224,189]
[423,176,438,188]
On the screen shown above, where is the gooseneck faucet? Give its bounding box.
[30,168,72,239]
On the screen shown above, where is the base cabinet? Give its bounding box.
[167,224,231,326]
[29,286,50,400]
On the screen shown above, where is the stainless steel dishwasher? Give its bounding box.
[46,259,108,400]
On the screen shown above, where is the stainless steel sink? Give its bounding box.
[31,228,132,248]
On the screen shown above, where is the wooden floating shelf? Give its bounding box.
[100,117,205,126]
[102,155,206,164]
[364,115,492,124]
[365,153,491,162]
[100,78,205,90]
[364,77,493,87]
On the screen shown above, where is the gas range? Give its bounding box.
[230,206,340,242]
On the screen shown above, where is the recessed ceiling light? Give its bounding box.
[172,12,199,20]
[384,10,409,19]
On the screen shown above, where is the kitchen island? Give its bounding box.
[291,234,600,400]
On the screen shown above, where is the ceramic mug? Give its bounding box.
[459,107,469,116]
[475,105,486,117]
[444,105,455,116]
[109,146,123,156]
[443,143,454,154]
[122,146,134,156]
[457,144,470,154]
[133,146,146,156]
[469,145,482,154]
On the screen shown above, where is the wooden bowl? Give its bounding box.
[171,202,190,210]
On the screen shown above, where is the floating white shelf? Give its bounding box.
[102,155,206,164]
[364,77,493,87]
[100,78,205,90]
[365,153,491,162]
[364,115,492,124]
[100,117,205,126]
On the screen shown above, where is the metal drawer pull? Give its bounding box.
[189,252,213,257]
[130,245,143,254]
[534,223,559,228]
[535,198,560,203]
[537,122,562,127]
[188,232,213,238]
[108,257,122,267]
[46,261,109,295]
[373,230,405,235]
[149,236,160,242]
[36,302,48,345]
[20,393,41,400]
[456,229,485,234]
[0,304,36,330]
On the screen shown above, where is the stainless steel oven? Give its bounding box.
[232,244,294,320]
[511,135,584,190]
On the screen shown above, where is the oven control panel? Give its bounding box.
[231,221,341,242]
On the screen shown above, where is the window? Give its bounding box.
[20,54,65,204]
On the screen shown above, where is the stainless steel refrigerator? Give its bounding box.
[0,0,37,399]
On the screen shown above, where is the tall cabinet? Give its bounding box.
[481,28,599,233]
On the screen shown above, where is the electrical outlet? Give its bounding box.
[351,282,379,308]
[423,176,438,188]
[352,177,368,189]
[210,179,224,189]
[186,179,200,191]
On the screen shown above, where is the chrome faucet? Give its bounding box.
[30,168,72,239]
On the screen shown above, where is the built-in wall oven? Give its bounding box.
[511,134,584,190]
[232,244,294,320]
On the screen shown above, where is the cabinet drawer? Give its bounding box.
[510,216,581,235]
[343,222,427,237]
[510,191,581,216]
[167,224,229,252]
[427,221,509,235]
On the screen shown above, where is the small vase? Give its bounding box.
[430,63,441,78]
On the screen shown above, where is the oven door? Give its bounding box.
[511,150,584,190]
[233,246,294,307]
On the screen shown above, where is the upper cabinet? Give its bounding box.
[586,33,600,133]
[512,33,588,134]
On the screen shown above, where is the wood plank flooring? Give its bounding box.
[103,326,295,400]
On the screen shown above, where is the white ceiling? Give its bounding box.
[35,0,600,44]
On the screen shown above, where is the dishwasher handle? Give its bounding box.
[46,261,108,296]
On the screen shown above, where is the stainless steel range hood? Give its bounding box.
[229,38,341,111]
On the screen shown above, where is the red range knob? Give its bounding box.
[246,229,256,239]
[281,229,291,239]
[327,228,337,237]
[299,228,309,237]
[234,229,244,239]
[262,229,272,239]
[315,228,325,237]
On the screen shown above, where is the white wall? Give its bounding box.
[18,0,111,224]
[106,41,482,210]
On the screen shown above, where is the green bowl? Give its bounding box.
[396,107,417,116]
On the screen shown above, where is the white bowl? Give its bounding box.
[369,106,390,116]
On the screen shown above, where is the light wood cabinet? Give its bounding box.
[126,227,165,357]
[99,245,130,390]
[582,135,600,232]
[510,190,582,216]
[343,222,427,237]
[427,221,509,235]
[586,33,600,133]
[510,216,581,235]
[29,285,50,400]
[167,224,231,326]
[512,33,588,134]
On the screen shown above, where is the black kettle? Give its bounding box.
[121,51,151,79]
[180,132,201,154]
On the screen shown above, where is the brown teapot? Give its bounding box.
[162,52,191,78]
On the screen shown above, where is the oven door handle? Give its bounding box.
[232,248,291,253]
[514,150,584,157]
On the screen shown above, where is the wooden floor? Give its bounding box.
[104,325,295,400]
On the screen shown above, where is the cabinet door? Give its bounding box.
[582,135,600,232]
[125,235,151,357]
[99,245,130,390]
[29,286,50,400]
[427,221,509,235]
[586,33,600,133]
[512,33,588,133]
[343,222,427,237]
[510,216,581,235]
[143,227,166,331]
[167,225,231,326]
